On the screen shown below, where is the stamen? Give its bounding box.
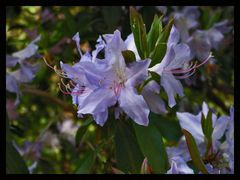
[43,57,68,78]
[173,53,213,74]
[164,52,213,77]
[174,69,196,79]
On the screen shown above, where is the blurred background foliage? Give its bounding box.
[6,6,234,174]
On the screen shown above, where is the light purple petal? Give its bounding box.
[78,87,117,115]
[119,86,149,126]
[202,101,209,117]
[104,30,127,68]
[11,62,39,83]
[12,35,41,62]
[177,112,204,144]
[92,35,106,61]
[124,33,141,60]
[207,28,224,50]
[72,32,82,57]
[167,156,194,174]
[212,115,229,143]
[187,30,211,61]
[125,59,150,87]
[93,109,108,126]
[161,73,184,107]
[213,20,231,34]
[167,43,191,69]
[167,25,180,47]
[142,81,167,114]
[6,55,20,68]
[148,45,175,75]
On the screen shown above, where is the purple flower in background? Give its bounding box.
[59,30,151,126]
[166,156,194,174]
[6,35,41,105]
[124,33,167,114]
[149,25,191,107]
[172,6,200,42]
[177,102,234,173]
[149,25,213,108]
[187,20,231,61]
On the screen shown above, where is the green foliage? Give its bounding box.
[201,111,213,140]
[122,50,136,63]
[114,120,144,173]
[133,121,169,173]
[6,6,234,174]
[75,150,96,174]
[130,7,148,59]
[6,118,29,174]
[182,129,209,174]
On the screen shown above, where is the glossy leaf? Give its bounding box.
[149,17,174,66]
[75,150,96,174]
[147,15,162,53]
[6,117,29,174]
[114,120,144,173]
[75,118,93,146]
[182,129,209,174]
[151,113,182,143]
[201,111,213,140]
[6,141,29,174]
[122,50,136,63]
[129,6,148,59]
[133,121,169,173]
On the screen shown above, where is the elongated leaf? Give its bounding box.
[149,17,174,66]
[75,118,93,146]
[6,141,29,174]
[122,50,136,63]
[114,120,144,173]
[129,6,148,59]
[75,150,96,174]
[201,111,213,140]
[182,129,209,174]
[6,117,29,174]
[151,113,182,142]
[133,121,169,173]
[149,71,160,84]
[147,15,162,53]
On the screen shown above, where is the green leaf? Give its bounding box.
[75,118,93,146]
[129,6,148,59]
[149,71,160,84]
[114,120,144,173]
[150,113,182,143]
[133,121,169,173]
[182,129,209,174]
[75,150,96,174]
[6,117,29,174]
[149,17,174,67]
[122,50,136,63]
[6,141,29,174]
[147,15,162,53]
[205,9,222,29]
[201,111,213,140]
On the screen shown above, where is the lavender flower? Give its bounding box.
[6,35,41,105]
[172,6,200,42]
[177,102,234,173]
[166,156,194,174]
[149,25,212,108]
[58,30,151,126]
